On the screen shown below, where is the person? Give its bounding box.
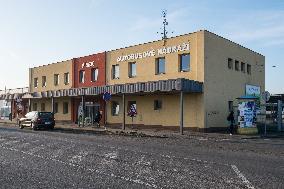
[227,111,235,135]
[94,111,102,128]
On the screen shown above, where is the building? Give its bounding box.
[26,30,265,132]
[29,59,73,121]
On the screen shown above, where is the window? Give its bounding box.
[247,64,251,75]
[79,70,85,83]
[54,102,58,114]
[111,101,120,116]
[54,74,59,86]
[235,60,239,71]
[63,102,68,114]
[228,101,233,112]
[41,103,45,111]
[179,54,190,72]
[228,58,233,69]
[42,76,47,87]
[128,62,136,78]
[241,62,245,73]
[64,72,69,85]
[112,65,119,79]
[154,100,162,110]
[128,101,136,111]
[34,78,38,88]
[156,57,165,74]
[33,103,37,111]
[91,68,99,82]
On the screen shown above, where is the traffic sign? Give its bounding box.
[103,92,111,101]
[262,91,270,102]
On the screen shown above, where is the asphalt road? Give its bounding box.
[0,125,283,189]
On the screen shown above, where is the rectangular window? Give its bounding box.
[179,54,190,72]
[91,68,99,82]
[111,101,120,116]
[154,100,162,110]
[79,70,85,83]
[128,101,137,111]
[34,78,38,88]
[156,57,165,74]
[241,62,245,73]
[112,65,119,79]
[228,58,233,69]
[128,62,136,78]
[41,103,45,111]
[228,101,233,112]
[54,102,58,114]
[33,103,37,111]
[64,72,69,85]
[247,64,251,75]
[42,76,47,87]
[63,102,68,114]
[235,60,239,71]
[54,74,59,86]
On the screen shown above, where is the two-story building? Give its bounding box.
[26,30,265,132]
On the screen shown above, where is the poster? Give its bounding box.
[238,101,257,128]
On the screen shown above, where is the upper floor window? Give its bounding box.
[91,68,99,82]
[235,60,239,71]
[228,58,233,69]
[128,62,136,78]
[241,62,246,73]
[54,74,59,86]
[247,64,251,75]
[112,64,119,79]
[79,70,85,83]
[179,54,190,72]
[34,78,38,88]
[64,72,69,85]
[42,76,47,87]
[156,57,165,74]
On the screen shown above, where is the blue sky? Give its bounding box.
[0,0,283,94]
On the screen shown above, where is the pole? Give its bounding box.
[51,97,54,114]
[81,95,85,127]
[28,98,31,112]
[122,94,125,130]
[180,91,184,135]
[278,100,282,132]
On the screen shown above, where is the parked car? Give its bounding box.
[19,111,55,130]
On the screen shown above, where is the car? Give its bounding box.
[19,111,55,130]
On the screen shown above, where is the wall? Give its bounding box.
[30,97,72,121]
[106,31,205,85]
[204,31,265,129]
[29,59,73,93]
[73,52,106,88]
[106,93,204,129]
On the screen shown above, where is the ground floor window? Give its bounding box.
[63,102,68,114]
[111,101,120,116]
[33,103,37,111]
[154,100,162,110]
[41,103,45,111]
[54,102,58,113]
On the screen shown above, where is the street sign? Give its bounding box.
[262,91,270,102]
[103,92,111,101]
[128,104,137,117]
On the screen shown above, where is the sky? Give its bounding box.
[0,0,283,94]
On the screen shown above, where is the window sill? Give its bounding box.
[112,77,120,80]
[128,76,137,78]
[180,70,189,73]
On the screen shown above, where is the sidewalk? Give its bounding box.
[0,119,283,140]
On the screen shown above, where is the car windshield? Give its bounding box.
[38,112,53,118]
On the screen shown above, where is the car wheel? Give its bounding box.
[31,122,37,130]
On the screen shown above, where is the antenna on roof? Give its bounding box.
[157,10,173,40]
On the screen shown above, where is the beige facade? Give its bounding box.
[106,30,265,130]
[29,60,73,121]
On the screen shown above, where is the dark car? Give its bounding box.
[19,111,55,130]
